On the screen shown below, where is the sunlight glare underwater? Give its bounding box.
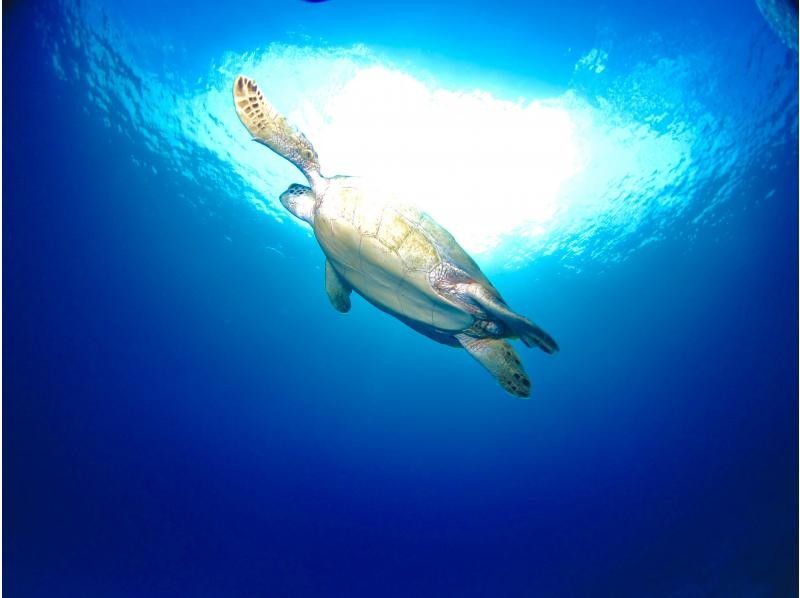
[44,0,793,269]
[192,47,692,262]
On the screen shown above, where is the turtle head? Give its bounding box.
[279,183,315,224]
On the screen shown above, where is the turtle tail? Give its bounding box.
[233,75,321,181]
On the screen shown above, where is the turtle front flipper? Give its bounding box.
[456,334,531,398]
[325,260,352,313]
[466,284,559,354]
[233,75,321,180]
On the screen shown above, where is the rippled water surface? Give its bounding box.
[36,0,797,266]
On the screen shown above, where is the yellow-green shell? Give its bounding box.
[313,177,482,332]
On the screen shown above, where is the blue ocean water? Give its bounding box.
[4,0,798,595]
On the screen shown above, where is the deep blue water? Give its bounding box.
[4,0,799,596]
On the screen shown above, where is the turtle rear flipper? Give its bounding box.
[456,334,531,398]
[233,75,320,179]
[466,284,559,354]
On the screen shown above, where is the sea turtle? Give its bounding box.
[233,75,558,397]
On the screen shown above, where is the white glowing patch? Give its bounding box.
[294,68,583,254]
[203,59,586,255]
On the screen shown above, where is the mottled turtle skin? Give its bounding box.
[233,75,558,397]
